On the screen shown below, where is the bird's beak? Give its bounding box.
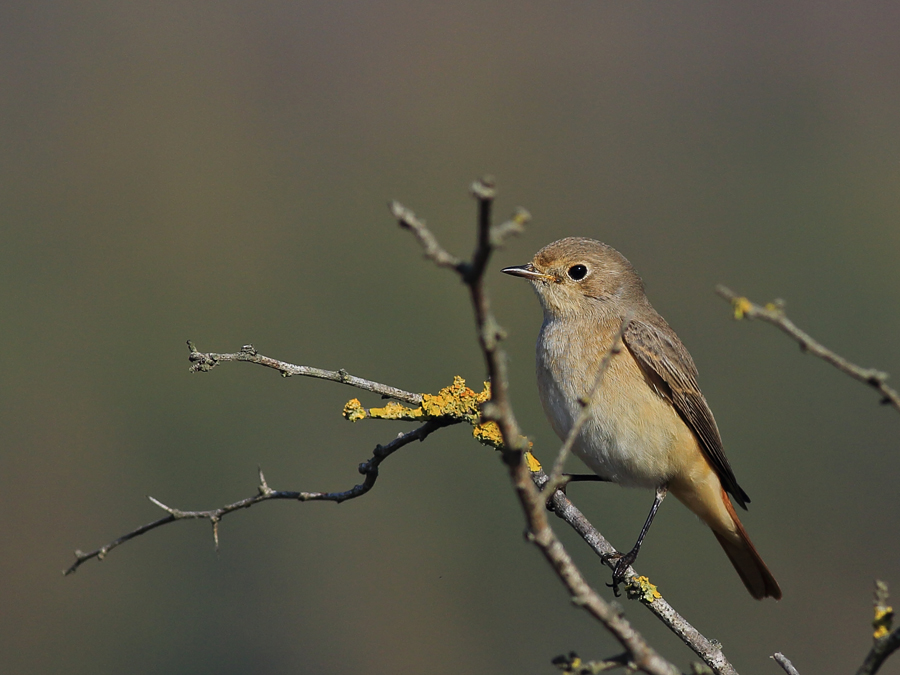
[501,263,554,282]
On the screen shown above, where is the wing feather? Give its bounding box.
[623,318,750,508]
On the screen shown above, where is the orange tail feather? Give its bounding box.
[715,489,782,600]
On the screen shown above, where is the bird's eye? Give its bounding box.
[567,264,588,281]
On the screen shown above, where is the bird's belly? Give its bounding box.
[538,340,689,488]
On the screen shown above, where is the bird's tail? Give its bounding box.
[671,475,782,600]
[712,489,782,600]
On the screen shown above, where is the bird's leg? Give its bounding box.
[608,484,668,593]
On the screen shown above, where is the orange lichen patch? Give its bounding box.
[344,376,492,425]
[420,376,490,424]
[525,451,542,472]
[368,401,424,420]
[343,398,422,422]
[342,398,367,421]
[626,576,661,603]
[473,421,503,448]
[344,377,531,450]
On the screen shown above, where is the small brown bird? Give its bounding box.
[503,237,781,600]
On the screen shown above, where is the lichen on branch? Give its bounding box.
[342,375,537,458]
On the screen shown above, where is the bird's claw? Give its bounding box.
[604,550,637,597]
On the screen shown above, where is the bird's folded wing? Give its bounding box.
[623,318,750,508]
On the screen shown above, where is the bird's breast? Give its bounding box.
[536,318,694,488]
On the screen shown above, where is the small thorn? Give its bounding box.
[257,466,271,494]
[148,496,181,517]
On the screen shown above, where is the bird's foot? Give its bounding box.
[604,549,637,597]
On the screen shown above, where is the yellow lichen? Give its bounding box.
[346,376,492,425]
[344,376,533,453]
[342,398,367,421]
[343,398,422,422]
[366,401,423,421]
[420,376,490,423]
[525,451,542,472]
[732,297,753,320]
[874,604,894,639]
[473,421,503,448]
[626,575,661,603]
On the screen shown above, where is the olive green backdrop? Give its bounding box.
[2,2,899,674]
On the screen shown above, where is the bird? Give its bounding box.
[502,237,781,600]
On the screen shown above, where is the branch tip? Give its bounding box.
[772,652,801,675]
[148,496,179,517]
[470,176,496,200]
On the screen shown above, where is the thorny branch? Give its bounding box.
[64,413,453,575]
[716,286,900,414]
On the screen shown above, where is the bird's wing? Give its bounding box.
[623,318,750,508]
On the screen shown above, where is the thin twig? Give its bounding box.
[64,419,452,575]
[186,341,423,406]
[715,286,900,414]
[396,179,681,675]
[390,200,463,271]
[542,313,632,497]
[771,653,800,675]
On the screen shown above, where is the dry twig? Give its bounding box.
[186,341,422,405]
[716,286,900,414]
[64,412,452,575]
[771,653,800,675]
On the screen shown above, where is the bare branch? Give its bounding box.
[771,653,800,675]
[716,286,900,414]
[186,341,423,406]
[64,419,452,575]
[389,200,463,271]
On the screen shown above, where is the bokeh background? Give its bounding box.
[3,2,900,673]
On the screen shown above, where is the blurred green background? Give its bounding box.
[2,2,899,673]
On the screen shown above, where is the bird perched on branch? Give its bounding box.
[503,237,781,600]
